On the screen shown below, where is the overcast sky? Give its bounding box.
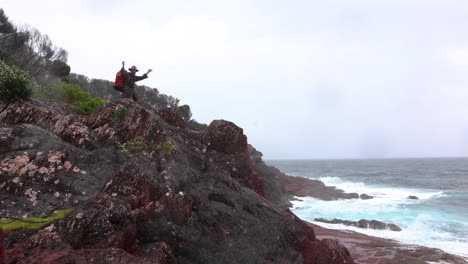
[2,0,468,159]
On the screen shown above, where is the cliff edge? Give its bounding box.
[0,99,353,264]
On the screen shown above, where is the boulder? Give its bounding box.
[315,218,402,232]
[357,220,402,231]
[344,192,360,199]
[156,107,187,129]
[279,173,361,200]
[360,193,374,200]
[202,119,247,154]
[315,218,357,226]
[203,121,265,196]
[304,238,355,264]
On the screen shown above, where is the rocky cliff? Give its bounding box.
[0,99,354,264]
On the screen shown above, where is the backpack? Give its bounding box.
[114,70,125,91]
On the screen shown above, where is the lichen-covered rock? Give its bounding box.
[0,100,93,148]
[202,119,248,154]
[1,99,354,264]
[202,120,265,197]
[156,107,187,129]
[87,99,167,145]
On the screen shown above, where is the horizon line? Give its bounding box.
[264,156,468,161]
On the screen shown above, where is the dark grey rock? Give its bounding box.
[360,194,374,200]
[315,218,401,232]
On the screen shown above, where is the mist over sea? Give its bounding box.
[267,158,468,259]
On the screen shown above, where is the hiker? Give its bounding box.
[115,61,152,101]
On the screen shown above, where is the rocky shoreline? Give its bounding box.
[310,223,468,264]
[275,170,468,264]
[0,98,465,263]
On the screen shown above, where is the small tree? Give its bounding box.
[177,104,192,121]
[49,60,71,77]
[0,9,15,34]
[0,10,70,83]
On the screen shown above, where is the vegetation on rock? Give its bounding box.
[119,137,174,157]
[0,9,69,83]
[35,82,106,115]
[0,209,73,231]
[111,105,129,121]
[0,60,35,102]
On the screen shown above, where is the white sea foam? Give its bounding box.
[291,194,468,260]
[318,176,445,201]
[270,158,468,260]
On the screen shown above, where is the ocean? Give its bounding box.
[267,158,468,260]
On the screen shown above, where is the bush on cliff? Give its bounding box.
[35,82,106,115]
[119,137,174,157]
[111,105,129,121]
[0,60,35,102]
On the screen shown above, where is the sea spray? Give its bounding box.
[268,158,468,260]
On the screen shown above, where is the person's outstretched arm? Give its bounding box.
[135,69,152,82]
[120,61,129,78]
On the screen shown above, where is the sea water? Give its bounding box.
[267,158,468,260]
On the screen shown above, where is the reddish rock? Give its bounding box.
[1,99,357,264]
[0,100,93,147]
[310,223,467,264]
[304,238,354,264]
[0,229,4,262]
[278,172,360,200]
[202,119,248,154]
[156,107,187,129]
[102,158,162,211]
[202,120,265,197]
[7,247,167,264]
[157,192,193,225]
[87,99,167,145]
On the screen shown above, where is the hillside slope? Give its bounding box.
[0,99,353,264]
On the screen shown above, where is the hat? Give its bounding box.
[128,65,139,72]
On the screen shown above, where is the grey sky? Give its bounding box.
[2,0,468,159]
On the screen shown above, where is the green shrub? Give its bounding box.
[119,137,149,154]
[158,142,174,157]
[35,82,106,115]
[0,60,35,102]
[119,137,174,157]
[73,97,106,115]
[33,82,65,100]
[111,106,128,121]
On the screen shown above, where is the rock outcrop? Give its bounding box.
[277,171,362,200]
[359,194,373,200]
[315,218,402,232]
[311,223,468,264]
[0,99,354,264]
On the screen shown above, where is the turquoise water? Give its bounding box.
[267,158,468,259]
